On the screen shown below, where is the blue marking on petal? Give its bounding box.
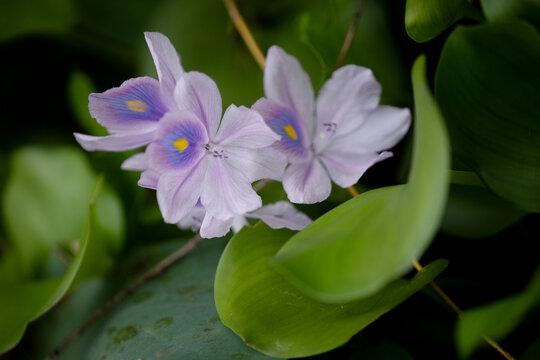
[266,108,309,158]
[90,77,169,131]
[159,120,206,169]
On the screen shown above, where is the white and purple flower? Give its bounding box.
[253,46,411,204]
[140,71,287,224]
[178,201,312,238]
[74,32,183,151]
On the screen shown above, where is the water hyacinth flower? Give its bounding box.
[74,32,183,151]
[140,71,287,223]
[178,201,312,238]
[253,46,411,204]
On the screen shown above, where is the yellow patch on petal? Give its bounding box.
[125,100,148,112]
[173,137,189,152]
[284,124,298,140]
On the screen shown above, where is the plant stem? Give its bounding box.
[46,234,203,360]
[223,0,266,70]
[225,1,515,359]
[334,0,367,70]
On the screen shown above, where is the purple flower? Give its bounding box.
[178,201,312,238]
[253,46,411,204]
[74,32,183,151]
[141,71,287,223]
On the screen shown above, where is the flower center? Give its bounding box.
[283,123,298,140]
[204,142,228,159]
[173,137,189,152]
[125,99,148,112]
[322,122,337,135]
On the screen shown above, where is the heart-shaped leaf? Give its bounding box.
[271,55,450,303]
[435,21,540,212]
[405,0,480,43]
[215,223,448,358]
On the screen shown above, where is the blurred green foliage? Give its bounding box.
[0,0,538,359]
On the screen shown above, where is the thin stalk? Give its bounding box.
[334,0,367,69]
[46,234,203,360]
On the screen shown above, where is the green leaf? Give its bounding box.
[480,0,540,25]
[441,184,526,238]
[2,146,124,276]
[68,71,107,137]
[435,21,540,212]
[456,265,540,357]
[0,0,75,42]
[405,0,481,43]
[271,55,450,303]
[521,338,540,360]
[0,178,103,354]
[39,238,274,360]
[215,223,448,358]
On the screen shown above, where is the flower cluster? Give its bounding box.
[75,32,410,238]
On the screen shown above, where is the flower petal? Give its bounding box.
[177,205,206,232]
[89,77,168,132]
[147,111,208,173]
[314,65,381,150]
[351,105,411,152]
[264,46,315,136]
[252,98,311,161]
[282,159,332,204]
[138,170,159,189]
[246,201,312,230]
[144,32,184,108]
[224,146,287,182]
[174,71,222,138]
[156,157,208,223]
[201,157,261,219]
[121,152,148,171]
[320,149,393,188]
[200,213,233,238]
[215,105,279,148]
[74,128,156,152]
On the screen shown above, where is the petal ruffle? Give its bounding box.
[174,71,222,138]
[88,77,168,132]
[121,152,148,171]
[246,201,312,230]
[200,213,233,238]
[224,146,287,182]
[201,157,261,219]
[252,98,311,161]
[156,157,208,223]
[74,128,156,152]
[349,105,411,152]
[144,32,184,108]
[282,159,332,204]
[264,46,315,136]
[314,65,381,150]
[138,169,159,190]
[319,148,392,188]
[215,105,279,148]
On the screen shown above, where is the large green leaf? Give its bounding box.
[37,238,274,360]
[456,265,540,358]
[405,0,480,43]
[441,183,526,238]
[215,223,448,358]
[2,146,124,276]
[0,178,103,354]
[271,55,450,303]
[435,21,540,212]
[480,0,540,25]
